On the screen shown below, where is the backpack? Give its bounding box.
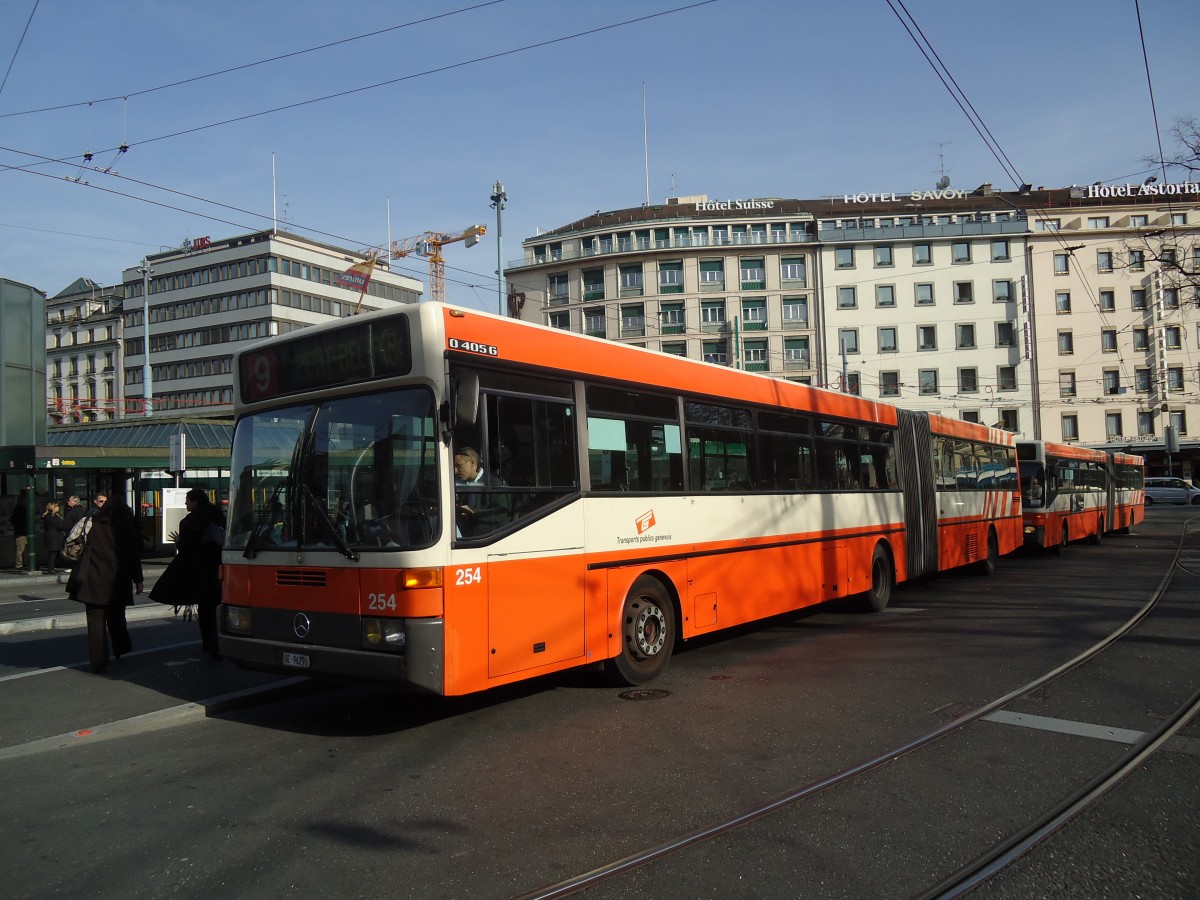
[61,515,93,562]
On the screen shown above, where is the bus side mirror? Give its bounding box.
[454,370,479,426]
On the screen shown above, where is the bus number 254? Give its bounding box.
[455,567,483,586]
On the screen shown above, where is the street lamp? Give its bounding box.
[490,180,507,316]
[137,257,153,416]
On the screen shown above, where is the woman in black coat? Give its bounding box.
[40,501,66,574]
[68,495,144,673]
[154,488,224,659]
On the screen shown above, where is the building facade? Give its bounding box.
[507,183,1200,478]
[46,277,126,424]
[119,230,422,414]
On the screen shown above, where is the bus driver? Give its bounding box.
[453,446,510,536]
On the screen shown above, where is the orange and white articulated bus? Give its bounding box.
[218,303,1022,695]
[1017,440,1144,552]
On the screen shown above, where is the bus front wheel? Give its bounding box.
[860,544,894,613]
[605,576,676,686]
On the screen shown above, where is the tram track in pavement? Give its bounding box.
[516,516,1200,900]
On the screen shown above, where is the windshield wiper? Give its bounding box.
[303,481,360,561]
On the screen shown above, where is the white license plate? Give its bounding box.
[281,651,310,669]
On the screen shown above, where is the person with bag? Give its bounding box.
[40,501,66,574]
[67,494,143,674]
[151,488,225,660]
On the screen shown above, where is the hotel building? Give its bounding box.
[506,184,1199,476]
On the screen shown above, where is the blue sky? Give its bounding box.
[0,0,1194,308]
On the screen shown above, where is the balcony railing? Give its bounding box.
[511,230,815,270]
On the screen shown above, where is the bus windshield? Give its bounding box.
[227,387,440,553]
[1019,460,1046,508]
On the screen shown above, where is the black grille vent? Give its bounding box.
[276,569,327,587]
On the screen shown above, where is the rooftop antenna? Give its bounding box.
[935,141,951,189]
[642,82,650,206]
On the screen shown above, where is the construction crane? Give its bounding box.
[387,224,487,304]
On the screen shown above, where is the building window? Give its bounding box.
[584,307,606,338]
[961,410,981,424]
[660,302,685,334]
[661,341,686,357]
[1103,370,1121,395]
[548,311,570,330]
[1133,328,1148,350]
[583,268,605,301]
[918,325,937,351]
[1099,289,1115,311]
[956,323,976,349]
[702,340,728,365]
[876,284,896,307]
[1037,218,1061,231]
[1054,252,1071,275]
[1132,288,1148,310]
[1168,367,1184,391]
[993,279,1014,303]
[1129,249,1145,271]
[780,257,806,284]
[919,369,939,395]
[1170,409,1187,434]
[1000,409,1019,432]
[1106,412,1123,439]
[743,339,768,370]
[547,272,570,304]
[741,300,767,329]
[915,283,934,305]
[1059,371,1076,397]
[784,337,809,369]
[954,282,974,304]
[740,257,765,290]
[880,371,900,397]
[1135,368,1151,392]
[959,368,978,393]
[1055,291,1072,313]
[996,321,1015,347]
[991,239,1010,261]
[658,261,683,293]
[1101,329,1117,352]
[1130,214,1149,227]
[1057,330,1074,354]
[998,366,1017,391]
[835,246,855,269]
[620,303,645,337]
[874,245,894,267]
[619,264,643,296]
[845,373,861,396]
[700,300,726,327]
[878,326,898,353]
[1163,288,1179,309]
[699,260,724,287]
[837,286,858,309]
[1062,414,1079,440]
[838,328,859,354]
[1166,326,1182,349]
[952,241,971,263]
[1088,216,1110,229]
[1097,250,1113,272]
[781,298,808,328]
[913,243,932,265]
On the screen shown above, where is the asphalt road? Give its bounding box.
[1,508,1197,899]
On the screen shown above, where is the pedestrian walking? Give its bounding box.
[151,488,225,659]
[40,501,66,573]
[67,494,144,674]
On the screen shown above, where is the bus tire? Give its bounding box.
[1051,522,1069,555]
[974,529,999,576]
[605,576,676,686]
[859,543,894,613]
[1088,519,1103,545]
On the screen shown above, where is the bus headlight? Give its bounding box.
[224,606,252,633]
[363,619,406,651]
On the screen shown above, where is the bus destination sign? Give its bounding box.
[239,319,411,402]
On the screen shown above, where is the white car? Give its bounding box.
[1143,476,1200,505]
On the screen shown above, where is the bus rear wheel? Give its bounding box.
[859,544,894,613]
[1051,522,1069,555]
[605,576,676,686]
[1088,519,1103,545]
[974,529,999,576]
